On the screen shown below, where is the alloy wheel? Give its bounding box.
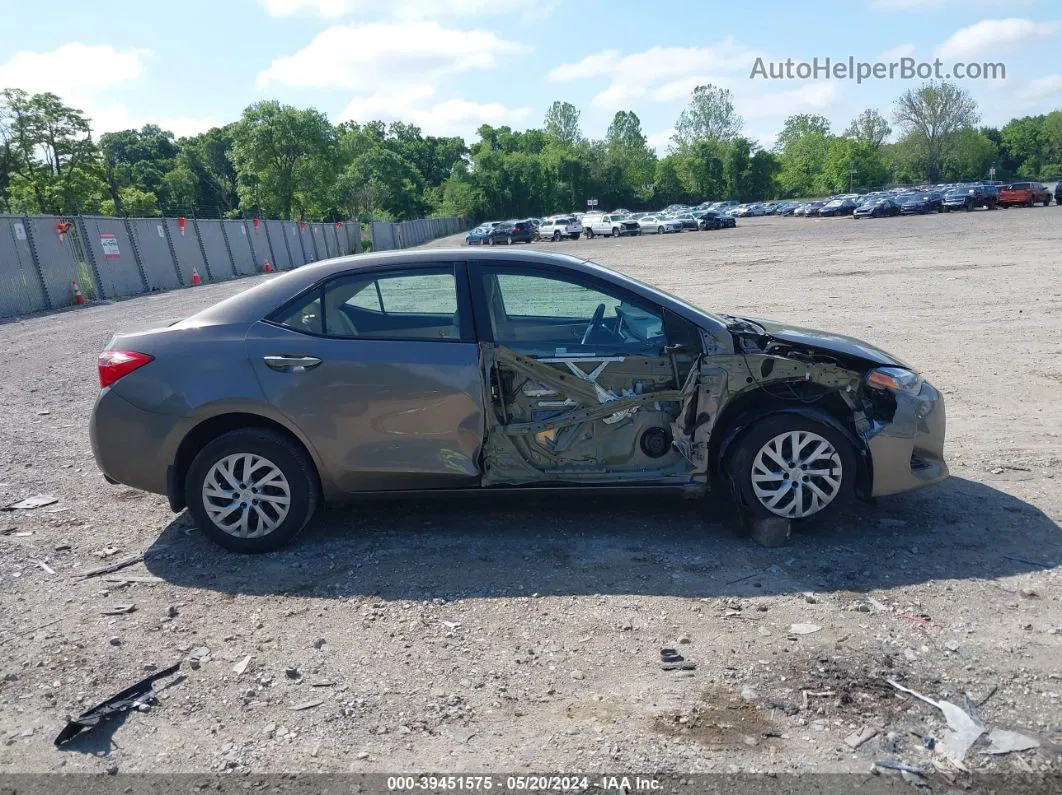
[750,430,843,519]
[202,453,291,538]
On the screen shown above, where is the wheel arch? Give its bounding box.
[709,390,872,499]
[168,412,324,512]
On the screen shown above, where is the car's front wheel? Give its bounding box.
[727,415,854,522]
[186,429,319,553]
[552,231,561,242]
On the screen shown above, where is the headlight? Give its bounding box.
[866,367,923,395]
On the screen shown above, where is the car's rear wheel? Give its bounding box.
[186,429,319,553]
[507,235,513,245]
[657,226,664,234]
[552,231,561,242]
[586,228,595,239]
[726,415,854,522]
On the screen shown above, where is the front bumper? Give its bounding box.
[866,381,948,497]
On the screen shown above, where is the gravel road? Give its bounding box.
[0,207,1059,786]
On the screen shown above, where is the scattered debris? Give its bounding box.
[899,613,932,626]
[440,620,460,630]
[290,700,323,711]
[660,661,697,671]
[232,655,251,677]
[866,597,890,613]
[3,494,58,511]
[285,666,300,679]
[789,623,822,635]
[32,559,56,575]
[982,728,1040,755]
[974,685,998,708]
[79,553,144,579]
[100,604,136,616]
[54,663,180,745]
[660,648,683,663]
[570,669,585,681]
[887,679,983,768]
[845,726,878,749]
[745,515,790,548]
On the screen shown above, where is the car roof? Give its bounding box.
[179,248,734,347]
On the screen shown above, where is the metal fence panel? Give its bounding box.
[316,223,338,259]
[165,218,207,284]
[194,219,235,281]
[262,220,294,270]
[79,215,146,298]
[246,221,270,269]
[26,215,87,309]
[0,216,48,317]
[286,222,309,267]
[347,222,361,254]
[223,220,257,276]
[297,223,316,262]
[128,217,180,291]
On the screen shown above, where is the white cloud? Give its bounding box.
[338,86,530,138]
[548,39,763,112]
[878,43,916,61]
[83,103,220,137]
[1018,74,1062,101]
[645,128,674,155]
[739,83,841,120]
[0,42,149,95]
[936,18,1062,59]
[257,22,530,91]
[259,0,528,20]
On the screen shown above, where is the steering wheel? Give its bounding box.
[581,303,607,345]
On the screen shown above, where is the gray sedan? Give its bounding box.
[91,249,947,552]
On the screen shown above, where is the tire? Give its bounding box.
[552,231,561,242]
[507,235,513,245]
[725,414,855,522]
[186,429,319,553]
[657,226,664,235]
[586,228,595,239]
[612,227,620,238]
[570,234,580,241]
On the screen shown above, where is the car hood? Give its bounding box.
[728,314,910,369]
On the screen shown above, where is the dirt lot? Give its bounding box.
[0,207,1060,786]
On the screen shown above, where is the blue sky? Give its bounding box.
[1,0,1059,151]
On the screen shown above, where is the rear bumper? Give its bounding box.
[90,389,177,496]
[867,381,948,497]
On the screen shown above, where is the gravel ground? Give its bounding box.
[0,207,1060,785]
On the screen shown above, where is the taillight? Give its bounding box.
[98,350,154,388]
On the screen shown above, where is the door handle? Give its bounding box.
[263,355,322,372]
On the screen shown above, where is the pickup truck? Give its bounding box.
[582,213,641,238]
[998,182,1052,207]
[538,216,584,241]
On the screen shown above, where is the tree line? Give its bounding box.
[1,82,1060,222]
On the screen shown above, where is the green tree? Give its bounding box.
[544,101,582,146]
[942,128,998,182]
[845,109,891,149]
[671,84,743,150]
[774,115,832,197]
[892,81,979,183]
[1000,116,1046,178]
[230,101,337,219]
[101,186,161,217]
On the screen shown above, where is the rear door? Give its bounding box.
[247,262,485,493]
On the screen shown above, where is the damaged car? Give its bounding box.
[90,249,948,552]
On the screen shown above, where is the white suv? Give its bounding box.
[583,213,641,238]
[538,216,583,241]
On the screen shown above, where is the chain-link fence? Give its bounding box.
[0,214,366,320]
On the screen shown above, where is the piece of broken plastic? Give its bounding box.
[982,728,1040,755]
[54,663,180,746]
[5,494,58,510]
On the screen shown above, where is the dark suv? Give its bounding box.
[488,220,536,244]
[942,184,998,211]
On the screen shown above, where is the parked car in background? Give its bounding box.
[638,215,683,234]
[943,184,998,211]
[583,213,641,238]
[466,225,493,245]
[487,220,536,245]
[818,198,858,217]
[538,216,583,241]
[697,210,737,229]
[898,192,943,215]
[853,197,901,219]
[803,202,826,217]
[91,248,948,552]
[672,213,701,231]
[998,182,1051,207]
